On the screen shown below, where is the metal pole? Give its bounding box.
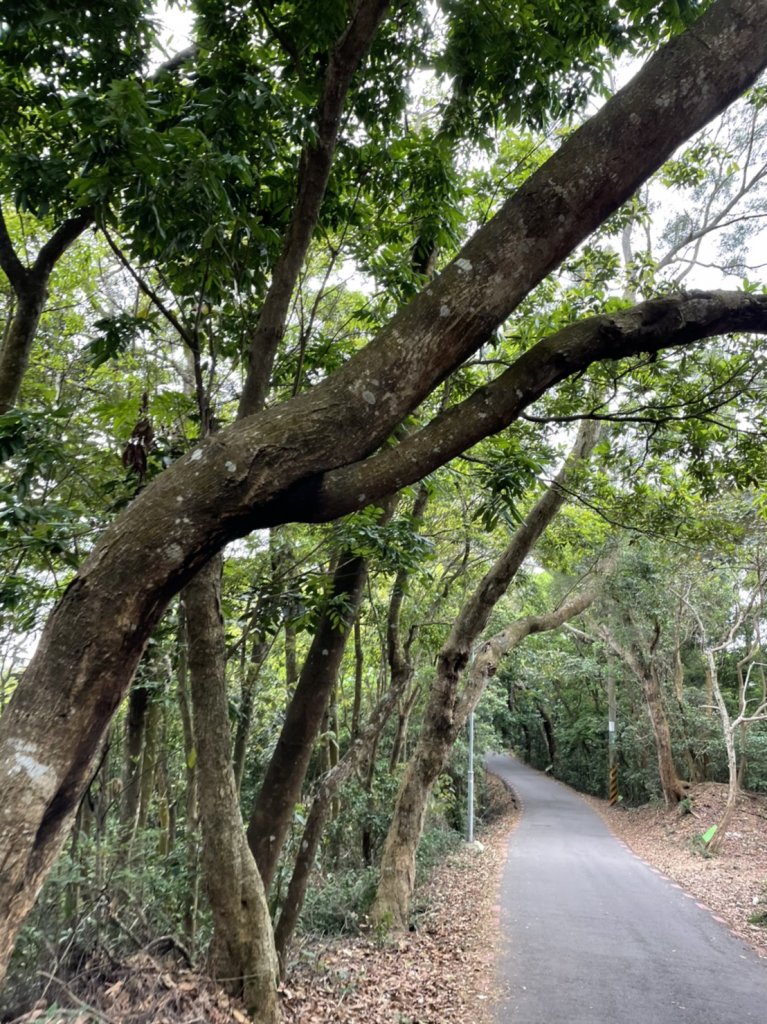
[467,710,475,842]
[608,673,618,805]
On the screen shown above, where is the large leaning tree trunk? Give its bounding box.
[2,0,767,976]
[185,559,279,1022]
[370,420,601,929]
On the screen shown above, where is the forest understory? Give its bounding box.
[3,777,517,1024]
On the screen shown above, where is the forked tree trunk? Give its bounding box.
[372,575,608,929]
[705,646,740,853]
[185,559,279,1021]
[642,663,689,805]
[371,422,602,929]
[0,210,91,414]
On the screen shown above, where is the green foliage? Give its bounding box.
[437,0,708,136]
[471,435,547,531]
[87,312,160,367]
[4,0,767,998]
[333,502,436,576]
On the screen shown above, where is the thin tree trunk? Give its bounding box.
[237,0,392,414]
[538,705,557,765]
[706,646,739,853]
[273,654,410,968]
[185,559,279,1021]
[121,682,148,836]
[386,483,429,772]
[673,642,702,783]
[176,600,200,941]
[351,617,364,740]
[136,694,160,832]
[388,683,420,771]
[601,627,688,805]
[284,622,298,695]
[246,545,373,889]
[232,638,269,794]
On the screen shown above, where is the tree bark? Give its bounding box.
[370,422,602,929]
[0,208,90,413]
[600,625,689,804]
[2,0,767,972]
[246,541,375,889]
[185,559,279,1021]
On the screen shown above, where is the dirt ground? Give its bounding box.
[279,773,517,1024]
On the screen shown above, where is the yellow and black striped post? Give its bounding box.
[609,765,619,806]
[607,674,618,805]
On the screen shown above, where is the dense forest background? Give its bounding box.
[2,1,767,1021]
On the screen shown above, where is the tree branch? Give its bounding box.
[0,204,27,293]
[238,0,392,415]
[303,290,767,521]
[33,212,92,281]
[457,549,618,721]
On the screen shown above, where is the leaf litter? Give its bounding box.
[12,773,766,1023]
[5,776,517,1024]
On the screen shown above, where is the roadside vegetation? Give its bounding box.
[2,1,767,1021]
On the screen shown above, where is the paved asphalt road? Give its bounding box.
[487,753,767,1024]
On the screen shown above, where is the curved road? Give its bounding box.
[487,754,766,1024]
